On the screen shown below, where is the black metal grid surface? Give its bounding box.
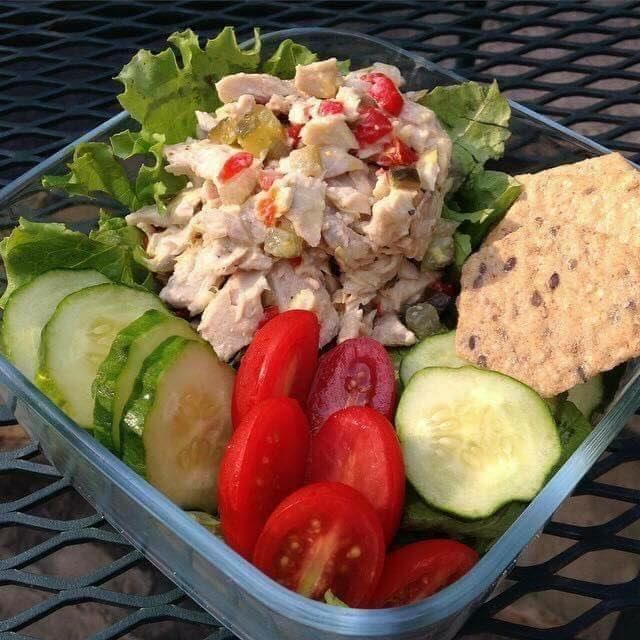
[0,1,639,639]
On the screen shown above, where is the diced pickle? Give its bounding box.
[263,226,303,259]
[405,303,441,339]
[208,118,237,145]
[390,167,421,190]
[289,145,323,177]
[237,106,286,156]
[422,219,458,271]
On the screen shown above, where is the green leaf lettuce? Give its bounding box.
[262,38,317,78]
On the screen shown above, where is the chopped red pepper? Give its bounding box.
[362,72,404,116]
[258,305,280,329]
[218,152,253,182]
[287,123,303,148]
[376,137,418,167]
[257,196,278,227]
[318,100,344,116]
[353,107,393,146]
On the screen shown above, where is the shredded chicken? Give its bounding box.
[129,60,453,359]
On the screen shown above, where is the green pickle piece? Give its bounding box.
[208,118,237,145]
[237,106,286,156]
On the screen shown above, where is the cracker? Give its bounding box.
[456,221,640,397]
[486,152,640,245]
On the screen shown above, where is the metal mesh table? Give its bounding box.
[0,1,639,638]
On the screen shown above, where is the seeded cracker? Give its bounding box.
[486,152,640,246]
[456,221,640,397]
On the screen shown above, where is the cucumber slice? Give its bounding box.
[37,283,165,428]
[567,374,604,419]
[400,331,467,386]
[93,310,200,454]
[397,366,561,519]
[2,269,110,381]
[121,337,235,511]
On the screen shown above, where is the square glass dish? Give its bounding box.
[1,27,640,640]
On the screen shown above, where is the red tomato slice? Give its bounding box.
[353,107,393,146]
[307,407,405,544]
[232,310,319,428]
[219,151,253,181]
[306,337,396,432]
[318,100,344,116]
[371,540,479,608]
[253,482,385,606]
[376,137,418,167]
[363,73,404,116]
[218,398,310,559]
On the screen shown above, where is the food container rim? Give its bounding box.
[0,26,638,637]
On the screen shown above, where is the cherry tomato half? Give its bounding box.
[363,73,404,116]
[218,398,310,559]
[219,151,253,181]
[233,310,319,427]
[307,407,405,544]
[318,100,345,116]
[353,107,393,146]
[376,137,418,167]
[371,540,479,608]
[253,482,385,607]
[306,337,396,432]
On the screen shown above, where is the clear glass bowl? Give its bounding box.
[1,28,639,640]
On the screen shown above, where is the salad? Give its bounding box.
[0,27,625,609]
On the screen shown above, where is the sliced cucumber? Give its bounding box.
[2,269,110,381]
[400,331,467,386]
[567,374,604,419]
[397,366,561,519]
[37,283,165,428]
[121,337,235,511]
[93,310,200,454]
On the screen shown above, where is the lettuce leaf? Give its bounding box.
[453,232,472,267]
[42,142,134,208]
[0,216,152,307]
[445,170,522,252]
[553,399,593,469]
[421,80,511,182]
[262,38,317,78]
[116,27,261,143]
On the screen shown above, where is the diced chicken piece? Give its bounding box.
[195,111,218,138]
[265,93,291,114]
[362,188,417,248]
[327,170,374,197]
[337,304,374,343]
[160,238,268,315]
[346,63,405,90]
[288,96,320,125]
[395,101,452,157]
[320,146,365,178]
[300,116,357,149]
[396,190,444,260]
[416,149,440,192]
[326,186,370,215]
[215,73,295,104]
[144,225,192,273]
[372,170,391,200]
[267,259,338,347]
[371,313,416,347]
[399,98,435,126]
[343,73,370,96]
[295,58,340,99]
[191,198,269,246]
[160,242,224,314]
[404,89,427,102]
[338,254,403,304]
[375,262,438,313]
[280,173,326,247]
[126,186,203,228]
[322,209,372,270]
[215,94,256,121]
[164,140,260,206]
[199,271,270,361]
[356,136,392,159]
[335,86,361,121]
